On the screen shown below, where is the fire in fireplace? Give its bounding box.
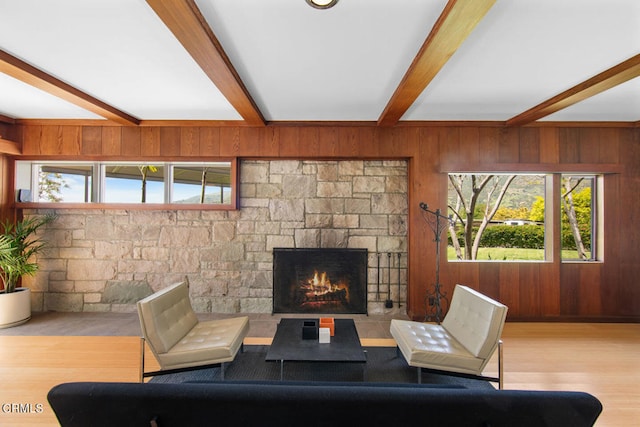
[272,248,368,314]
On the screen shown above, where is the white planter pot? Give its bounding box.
[0,287,32,329]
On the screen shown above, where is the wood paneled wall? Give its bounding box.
[8,123,640,322]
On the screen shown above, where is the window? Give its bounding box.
[15,160,236,209]
[172,164,232,204]
[447,172,602,262]
[561,174,599,261]
[103,164,165,204]
[448,174,546,261]
[37,163,94,203]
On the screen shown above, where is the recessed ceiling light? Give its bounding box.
[306,0,339,10]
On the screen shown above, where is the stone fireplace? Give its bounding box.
[272,248,368,314]
[30,160,407,315]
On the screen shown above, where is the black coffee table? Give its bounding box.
[265,318,367,380]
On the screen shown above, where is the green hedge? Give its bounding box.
[449,225,544,249]
[480,225,544,249]
[448,224,590,251]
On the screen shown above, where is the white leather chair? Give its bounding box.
[137,278,249,381]
[390,285,507,388]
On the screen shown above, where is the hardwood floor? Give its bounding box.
[495,323,640,427]
[0,321,637,426]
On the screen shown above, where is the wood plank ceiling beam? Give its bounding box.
[0,114,16,125]
[377,0,496,127]
[0,137,21,155]
[0,49,140,126]
[147,0,265,127]
[507,54,640,126]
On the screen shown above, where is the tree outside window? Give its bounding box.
[560,175,594,261]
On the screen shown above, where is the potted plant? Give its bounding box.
[0,213,56,328]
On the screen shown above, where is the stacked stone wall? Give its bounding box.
[27,160,407,314]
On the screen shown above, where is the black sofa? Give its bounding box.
[47,380,602,427]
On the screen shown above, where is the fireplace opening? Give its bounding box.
[273,248,368,314]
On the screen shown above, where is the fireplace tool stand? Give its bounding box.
[376,252,381,301]
[397,252,402,308]
[419,202,452,324]
[377,252,401,309]
[385,252,393,308]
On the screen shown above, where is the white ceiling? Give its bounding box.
[0,0,638,125]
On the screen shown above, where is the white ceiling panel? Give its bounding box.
[0,0,638,124]
[403,0,640,122]
[0,0,241,121]
[0,72,102,120]
[196,0,448,121]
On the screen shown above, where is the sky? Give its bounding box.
[43,173,227,204]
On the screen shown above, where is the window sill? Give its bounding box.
[15,202,237,211]
[447,259,552,263]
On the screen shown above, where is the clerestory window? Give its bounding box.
[15,159,237,209]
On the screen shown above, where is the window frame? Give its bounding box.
[14,158,238,210]
[445,171,603,264]
[35,162,96,203]
[170,163,234,205]
[559,173,603,263]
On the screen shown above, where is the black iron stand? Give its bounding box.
[376,252,381,301]
[419,202,452,324]
[385,252,393,308]
[397,252,401,308]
